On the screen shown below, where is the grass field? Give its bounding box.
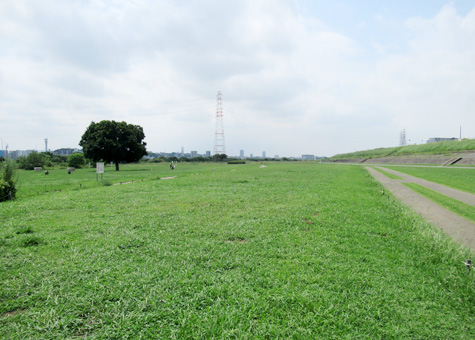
[14,163,169,199]
[384,166,475,195]
[2,163,475,338]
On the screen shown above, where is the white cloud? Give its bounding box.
[0,1,474,156]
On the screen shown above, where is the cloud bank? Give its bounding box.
[0,1,474,156]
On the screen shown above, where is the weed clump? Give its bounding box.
[21,236,45,247]
[16,226,34,235]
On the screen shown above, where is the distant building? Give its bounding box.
[250,153,254,158]
[205,151,211,157]
[426,137,457,143]
[190,151,198,158]
[8,150,35,159]
[53,148,79,156]
[301,154,315,160]
[262,151,266,158]
[240,150,244,158]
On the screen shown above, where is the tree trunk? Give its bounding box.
[115,162,120,171]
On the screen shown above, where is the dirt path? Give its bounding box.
[366,166,475,251]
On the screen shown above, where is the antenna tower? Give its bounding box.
[44,138,48,152]
[213,91,226,155]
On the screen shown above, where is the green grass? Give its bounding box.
[385,166,475,195]
[403,183,475,223]
[331,138,475,159]
[1,163,475,338]
[14,162,200,199]
[371,167,403,180]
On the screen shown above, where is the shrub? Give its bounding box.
[68,153,86,168]
[0,159,17,202]
[17,151,46,170]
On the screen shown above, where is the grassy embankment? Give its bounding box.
[2,163,475,338]
[331,138,475,160]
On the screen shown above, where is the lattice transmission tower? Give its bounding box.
[213,91,226,155]
[400,129,407,146]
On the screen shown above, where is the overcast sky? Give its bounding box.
[1,0,474,157]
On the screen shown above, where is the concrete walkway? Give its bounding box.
[366,166,475,251]
[376,167,475,206]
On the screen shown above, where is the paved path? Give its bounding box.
[366,166,475,251]
[377,167,475,206]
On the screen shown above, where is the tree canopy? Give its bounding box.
[213,153,228,162]
[79,120,147,171]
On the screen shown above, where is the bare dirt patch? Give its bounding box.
[1,309,27,318]
[113,181,134,185]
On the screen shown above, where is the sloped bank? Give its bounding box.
[332,152,475,165]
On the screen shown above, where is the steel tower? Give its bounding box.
[213,91,226,155]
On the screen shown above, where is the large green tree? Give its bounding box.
[79,120,147,171]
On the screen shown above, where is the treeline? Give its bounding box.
[5,151,303,172]
[143,155,299,163]
[144,154,228,163]
[12,151,86,170]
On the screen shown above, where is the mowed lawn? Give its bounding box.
[1,163,475,339]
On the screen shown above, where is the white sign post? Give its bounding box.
[96,162,104,182]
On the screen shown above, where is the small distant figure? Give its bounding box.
[68,170,71,175]
[45,170,49,175]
